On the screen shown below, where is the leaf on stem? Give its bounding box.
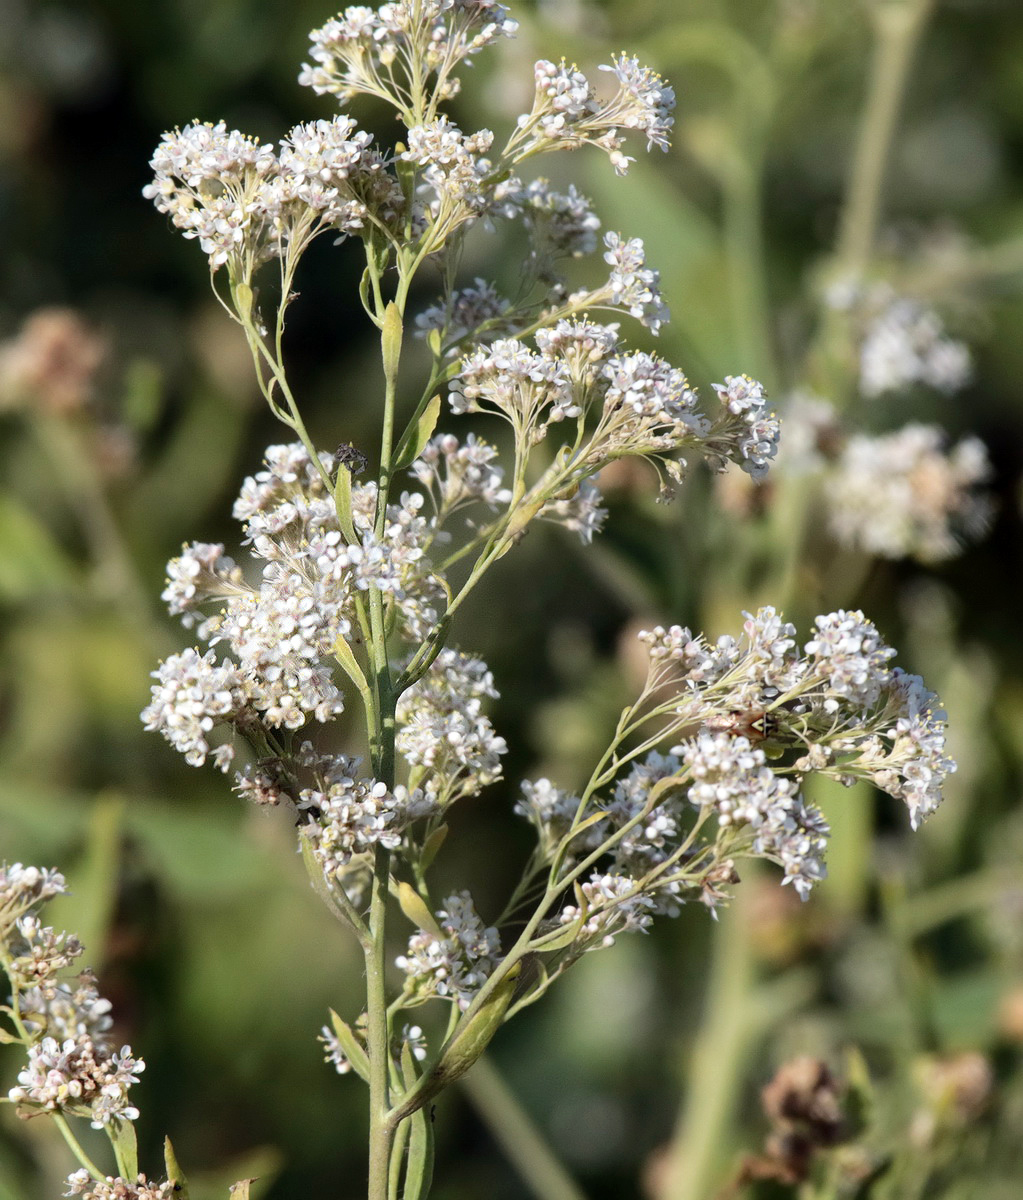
[332,631,369,696]
[428,964,521,1090]
[420,824,448,871]
[329,1007,371,1083]
[396,881,443,939]
[397,1018,437,1199]
[382,301,404,384]
[164,1137,190,1200]
[393,394,442,472]
[108,1118,139,1181]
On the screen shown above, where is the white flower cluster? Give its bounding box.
[402,119,495,219]
[141,648,247,769]
[20,975,114,1046]
[518,53,675,173]
[598,232,670,334]
[396,648,507,799]
[559,873,656,948]
[0,863,67,923]
[680,732,829,899]
[9,1037,144,1128]
[144,442,448,769]
[450,319,773,495]
[299,2,518,107]
[637,607,955,831]
[396,890,500,1008]
[299,754,435,875]
[64,1172,175,1200]
[414,279,511,344]
[828,424,993,563]
[6,915,83,984]
[540,478,608,544]
[707,375,781,480]
[599,751,688,912]
[319,1023,353,1075]
[2,869,146,1138]
[769,397,994,564]
[515,777,590,859]
[143,117,395,270]
[411,432,512,516]
[496,177,602,283]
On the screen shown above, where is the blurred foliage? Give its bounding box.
[2,0,1023,1197]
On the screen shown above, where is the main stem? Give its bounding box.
[836,0,935,278]
[365,277,410,1199]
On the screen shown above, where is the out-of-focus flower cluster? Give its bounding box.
[827,281,971,400]
[1,865,145,1134]
[767,395,994,563]
[0,308,107,415]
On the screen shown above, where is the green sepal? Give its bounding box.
[395,881,443,939]
[420,824,448,871]
[329,1007,371,1083]
[164,1136,190,1199]
[393,394,441,472]
[108,1118,139,1180]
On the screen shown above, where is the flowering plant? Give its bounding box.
[1,4,957,1198]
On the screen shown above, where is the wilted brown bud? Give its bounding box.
[0,307,107,414]
[997,984,1023,1044]
[915,1051,992,1127]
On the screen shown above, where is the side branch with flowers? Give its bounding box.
[2,4,956,1199]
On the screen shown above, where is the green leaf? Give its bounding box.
[403,1104,435,1200]
[530,916,585,954]
[332,632,368,696]
[382,300,403,384]
[419,824,448,871]
[428,964,521,1090]
[108,1118,138,1180]
[329,1007,371,1083]
[393,394,441,472]
[398,1039,435,1200]
[0,494,77,601]
[396,882,443,939]
[332,461,359,544]
[164,1137,191,1200]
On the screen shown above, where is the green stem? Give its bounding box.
[660,885,756,1200]
[33,415,154,634]
[721,154,778,389]
[367,845,396,1200]
[51,1113,108,1179]
[461,1056,588,1200]
[836,0,935,278]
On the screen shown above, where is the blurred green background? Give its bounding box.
[2,1,1023,1197]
